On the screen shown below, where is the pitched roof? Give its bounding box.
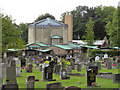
[26,43,48,47]
[53,45,72,50]
[29,18,68,27]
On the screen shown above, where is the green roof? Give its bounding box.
[51,36,62,39]
[35,49,52,52]
[26,43,48,47]
[53,45,72,50]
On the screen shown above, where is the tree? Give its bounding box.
[35,13,55,22]
[82,17,95,45]
[106,8,120,47]
[18,23,28,44]
[2,14,25,52]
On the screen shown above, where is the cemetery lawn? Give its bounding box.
[3,67,119,89]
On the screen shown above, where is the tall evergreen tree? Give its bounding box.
[82,17,95,45]
[106,8,120,47]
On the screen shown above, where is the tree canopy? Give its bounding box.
[35,13,55,22]
[2,14,25,53]
[82,17,95,45]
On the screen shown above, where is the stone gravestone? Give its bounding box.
[77,64,81,72]
[87,69,96,87]
[15,58,21,77]
[39,64,42,72]
[5,60,17,84]
[2,63,6,79]
[96,62,101,70]
[26,76,35,90]
[28,63,33,73]
[54,65,61,75]
[113,74,120,83]
[71,62,75,70]
[88,66,98,75]
[61,62,65,69]
[2,60,19,90]
[67,65,72,73]
[60,69,70,80]
[107,61,112,69]
[0,58,2,89]
[46,82,63,90]
[43,61,56,81]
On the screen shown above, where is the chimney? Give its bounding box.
[65,12,73,42]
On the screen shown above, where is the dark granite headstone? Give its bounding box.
[113,74,120,83]
[87,69,96,87]
[28,63,32,73]
[44,61,56,81]
[26,76,35,90]
[88,66,98,75]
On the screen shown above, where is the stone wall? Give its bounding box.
[47,46,68,55]
[33,26,68,45]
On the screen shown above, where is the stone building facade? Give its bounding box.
[28,14,73,45]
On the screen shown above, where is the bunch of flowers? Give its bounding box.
[24,66,29,70]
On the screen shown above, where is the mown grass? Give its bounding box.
[10,67,119,89]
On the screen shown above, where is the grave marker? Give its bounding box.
[60,69,70,80]
[54,65,61,75]
[67,65,72,73]
[77,64,81,72]
[26,76,35,90]
[113,74,120,83]
[107,61,112,69]
[96,62,101,70]
[46,82,63,90]
[87,69,96,87]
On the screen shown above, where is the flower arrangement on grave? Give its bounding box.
[24,66,29,71]
[104,62,106,66]
[62,59,66,62]
[112,64,115,67]
[44,61,50,64]
[67,61,70,65]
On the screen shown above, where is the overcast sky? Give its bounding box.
[0,0,120,24]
